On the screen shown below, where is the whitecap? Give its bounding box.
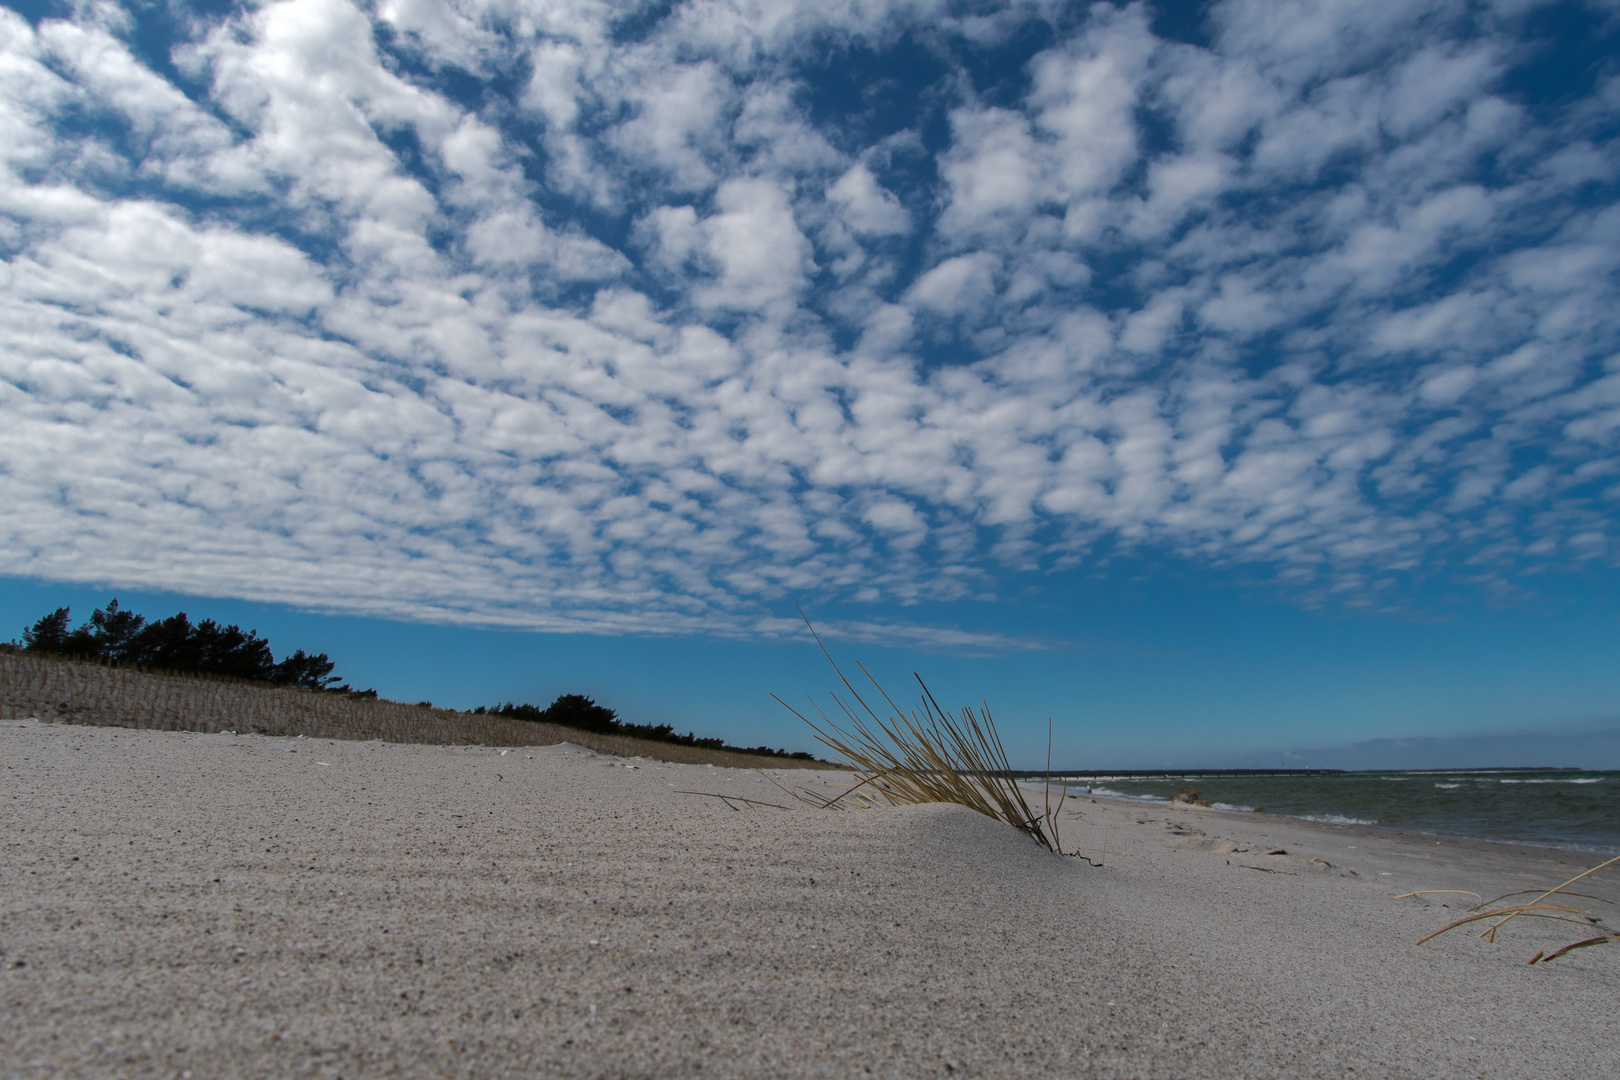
[1089,786,1167,803]
[1519,778,1604,784]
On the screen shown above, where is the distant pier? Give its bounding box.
[1006,768,1344,780]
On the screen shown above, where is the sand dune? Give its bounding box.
[0,650,817,768]
[2,720,1614,1077]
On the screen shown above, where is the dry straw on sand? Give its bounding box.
[1407,854,1619,964]
[772,613,1066,852]
[0,649,819,769]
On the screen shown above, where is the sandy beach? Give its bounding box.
[3,720,1615,1078]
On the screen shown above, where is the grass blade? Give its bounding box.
[777,609,1060,851]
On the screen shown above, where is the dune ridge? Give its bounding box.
[0,649,818,768]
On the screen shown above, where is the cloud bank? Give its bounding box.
[2,0,1618,638]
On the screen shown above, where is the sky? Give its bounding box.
[2,0,1619,768]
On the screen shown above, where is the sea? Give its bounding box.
[1059,769,1620,854]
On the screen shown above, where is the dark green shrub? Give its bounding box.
[19,600,338,689]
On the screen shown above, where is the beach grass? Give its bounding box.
[772,614,1064,851]
[1410,854,1619,964]
[0,650,822,768]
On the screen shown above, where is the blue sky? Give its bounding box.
[2,0,1619,767]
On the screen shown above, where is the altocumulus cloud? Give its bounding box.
[1,0,1618,641]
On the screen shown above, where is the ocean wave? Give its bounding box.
[1496,778,1605,784]
[1299,813,1379,826]
[1087,786,1167,803]
[1434,783,1461,789]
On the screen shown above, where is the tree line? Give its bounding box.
[476,695,816,760]
[17,599,353,692]
[15,599,816,760]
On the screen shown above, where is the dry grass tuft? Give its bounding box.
[772,613,1065,852]
[1409,854,1619,964]
[0,650,821,769]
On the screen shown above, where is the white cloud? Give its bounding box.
[0,0,1617,638]
[607,59,734,194]
[906,253,999,315]
[862,497,926,548]
[694,177,813,312]
[1118,291,1186,354]
[1029,6,1152,199]
[828,164,909,236]
[939,107,1044,234]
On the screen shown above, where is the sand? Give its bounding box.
[2,721,1615,1078]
